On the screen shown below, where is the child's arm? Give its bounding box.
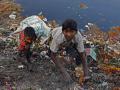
[24,43,32,63]
[51,52,73,83]
[79,52,89,79]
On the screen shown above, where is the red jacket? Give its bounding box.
[18,31,32,51]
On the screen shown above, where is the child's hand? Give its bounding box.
[25,44,31,50]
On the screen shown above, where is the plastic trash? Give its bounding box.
[88,23,94,26]
[38,11,43,16]
[9,14,16,20]
[80,3,88,9]
[11,15,51,44]
[43,18,47,22]
[40,51,47,56]
[18,65,24,69]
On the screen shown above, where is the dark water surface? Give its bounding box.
[16,0,120,31]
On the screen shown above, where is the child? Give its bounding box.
[17,27,37,66]
[50,19,89,84]
[10,15,51,71]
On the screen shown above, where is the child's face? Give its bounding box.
[25,36,36,44]
[63,28,77,41]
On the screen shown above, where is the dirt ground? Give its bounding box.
[0,46,120,90]
[0,47,75,90]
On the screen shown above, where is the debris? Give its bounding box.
[80,3,88,9]
[98,64,120,74]
[0,0,120,89]
[40,51,47,56]
[75,66,85,86]
[9,13,16,19]
[112,87,120,90]
[0,66,5,72]
[38,11,43,16]
[18,65,24,69]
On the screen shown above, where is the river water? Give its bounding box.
[16,0,120,31]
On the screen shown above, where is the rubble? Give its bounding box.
[77,23,120,89]
[0,0,120,90]
[48,20,59,28]
[9,12,17,19]
[98,64,120,74]
[0,21,120,90]
[0,0,23,31]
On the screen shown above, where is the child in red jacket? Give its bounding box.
[17,27,37,70]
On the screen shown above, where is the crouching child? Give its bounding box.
[10,15,51,71]
[17,27,37,71]
[49,19,89,85]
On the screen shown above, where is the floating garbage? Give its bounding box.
[38,11,43,16]
[80,3,88,9]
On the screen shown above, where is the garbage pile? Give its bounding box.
[0,20,120,90]
[0,0,120,89]
[0,0,23,30]
[75,65,120,90]
[76,23,120,89]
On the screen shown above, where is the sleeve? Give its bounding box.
[75,31,85,53]
[50,38,59,53]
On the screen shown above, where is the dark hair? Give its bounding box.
[62,19,78,31]
[24,27,37,40]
